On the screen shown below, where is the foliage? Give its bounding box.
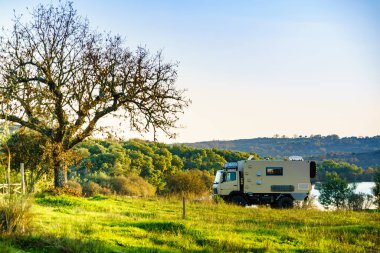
[80,172,155,197]
[312,150,380,170]
[68,139,255,195]
[0,122,12,187]
[0,196,32,235]
[186,136,380,169]
[82,182,111,197]
[42,186,82,197]
[0,119,260,195]
[110,175,155,197]
[319,172,356,209]
[2,131,257,196]
[7,128,54,192]
[317,160,371,182]
[347,192,374,211]
[373,167,380,209]
[66,180,83,195]
[85,172,111,188]
[165,169,214,195]
[0,1,189,187]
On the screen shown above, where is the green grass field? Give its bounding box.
[1,194,379,252]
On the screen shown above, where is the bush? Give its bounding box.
[347,192,374,211]
[0,196,32,235]
[66,181,83,195]
[82,182,111,197]
[373,168,380,209]
[319,172,355,210]
[43,185,82,197]
[110,175,155,197]
[165,169,214,195]
[86,172,111,188]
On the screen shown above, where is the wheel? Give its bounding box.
[230,195,247,206]
[274,196,294,209]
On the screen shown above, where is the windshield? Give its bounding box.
[214,170,222,184]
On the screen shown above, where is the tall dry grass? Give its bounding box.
[0,196,32,235]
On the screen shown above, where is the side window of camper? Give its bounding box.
[226,172,237,181]
[266,167,283,176]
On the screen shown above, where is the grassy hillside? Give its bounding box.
[1,194,379,252]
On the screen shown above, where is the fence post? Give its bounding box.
[7,148,11,194]
[20,163,25,194]
[182,194,186,219]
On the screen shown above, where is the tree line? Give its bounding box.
[1,127,255,196]
[319,172,380,210]
[316,160,377,182]
[186,135,380,165]
[1,127,378,197]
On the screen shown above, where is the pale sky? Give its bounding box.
[1,0,379,143]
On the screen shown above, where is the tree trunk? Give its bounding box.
[53,147,67,188]
[54,166,66,188]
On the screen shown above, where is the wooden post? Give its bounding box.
[3,171,6,194]
[20,163,25,194]
[182,195,186,219]
[7,147,11,194]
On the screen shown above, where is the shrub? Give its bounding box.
[373,168,380,209]
[66,181,83,195]
[87,172,111,188]
[110,175,155,197]
[43,185,82,197]
[82,182,111,197]
[347,192,374,211]
[319,172,355,209]
[165,169,214,195]
[0,196,32,235]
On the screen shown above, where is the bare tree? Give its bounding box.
[0,2,190,187]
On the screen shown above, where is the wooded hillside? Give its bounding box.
[183,135,380,168]
[2,131,377,195]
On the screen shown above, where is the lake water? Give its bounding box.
[310,182,376,209]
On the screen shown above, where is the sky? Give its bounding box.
[0,0,379,143]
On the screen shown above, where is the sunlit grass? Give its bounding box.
[1,194,379,252]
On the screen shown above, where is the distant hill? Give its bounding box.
[308,150,380,169]
[183,135,380,168]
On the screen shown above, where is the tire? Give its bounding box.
[230,195,247,206]
[274,196,294,209]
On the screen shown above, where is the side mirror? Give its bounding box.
[310,161,317,179]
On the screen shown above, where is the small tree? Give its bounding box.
[373,167,380,209]
[347,192,374,211]
[319,172,355,209]
[0,122,12,190]
[7,128,57,192]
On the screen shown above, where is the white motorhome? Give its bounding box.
[213,159,317,208]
